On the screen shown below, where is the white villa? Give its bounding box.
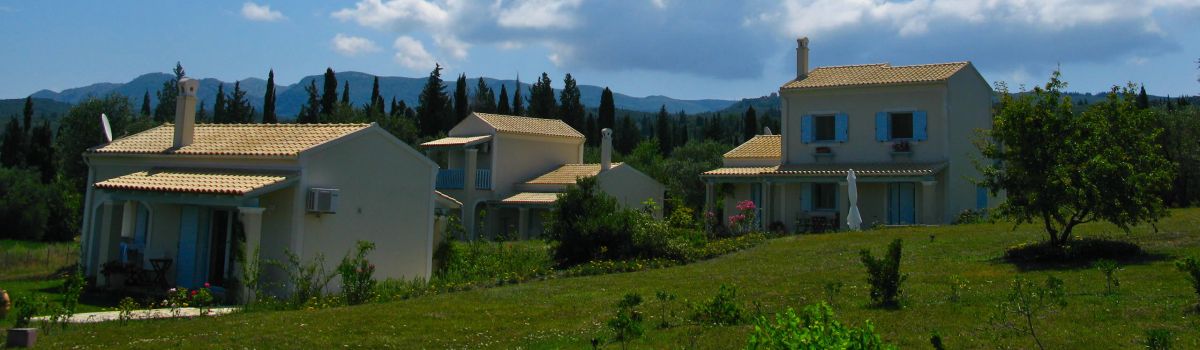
[703,37,995,231]
[421,113,664,239]
[79,78,439,298]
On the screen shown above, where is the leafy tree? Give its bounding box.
[497,84,511,115]
[321,68,338,117]
[55,95,133,193]
[977,72,1172,248]
[225,81,254,123]
[471,77,496,113]
[661,140,729,212]
[1,117,24,168]
[417,63,451,136]
[512,74,524,116]
[655,105,672,155]
[297,80,320,124]
[454,73,469,124]
[212,83,227,123]
[263,69,277,123]
[599,87,616,131]
[1157,106,1200,206]
[615,114,640,154]
[527,72,556,119]
[153,62,185,122]
[560,73,585,132]
[0,168,52,240]
[26,121,55,183]
[140,91,151,118]
[743,106,758,141]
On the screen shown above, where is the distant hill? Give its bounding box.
[0,97,73,126]
[27,71,739,119]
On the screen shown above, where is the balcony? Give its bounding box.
[436,169,492,190]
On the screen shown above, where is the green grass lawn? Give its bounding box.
[19,209,1200,349]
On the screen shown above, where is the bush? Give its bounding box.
[12,295,40,328]
[117,297,138,325]
[337,241,377,305]
[860,239,907,308]
[271,249,336,308]
[435,240,555,287]
[375,277,433,302]
[691,284,743,325]
[607,293,645,345]
[1174,257,1200,308]
[0,168,52,241]
[1004,238,1144,266]
[746,302,895,350]
[1094,259,1120,295]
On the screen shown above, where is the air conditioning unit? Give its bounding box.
[306,188,339,214]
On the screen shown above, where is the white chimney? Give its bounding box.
[600,128,613,171]
[173,78,199,148]
[796,37,810,79]
[763,126,772,135]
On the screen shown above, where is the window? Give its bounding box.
[890,112,913,139]
[812,183,836,210]
[814,115,836,142]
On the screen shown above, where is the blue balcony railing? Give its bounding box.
[436,169,492,190]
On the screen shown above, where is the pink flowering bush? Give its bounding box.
[729,200,758,233]
[338,240,378,305]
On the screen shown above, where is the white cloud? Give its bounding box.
[393,36,437,71]
[650,0,668,9]
[434,35,470,60]
[241,2,285,22]
[331,34,381,56]
[496,0,583,29]
[332,0,454,30]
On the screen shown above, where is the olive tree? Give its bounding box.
[977,71,1172,247]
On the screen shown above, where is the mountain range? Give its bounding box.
[27,72,739,118]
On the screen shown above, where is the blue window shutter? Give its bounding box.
[976,186,988,209]
[835,113,848,142]
[801,115,814,143]
[913,111,928,141]
[875,112,889,141]
[800,184,812,212]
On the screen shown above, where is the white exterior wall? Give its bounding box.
[943,66,996,221]
[300,128,437,284]
[490,133,583,197]
[597,166,665,218]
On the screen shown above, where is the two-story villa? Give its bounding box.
[422,113,663,239]
[703,38,994,230]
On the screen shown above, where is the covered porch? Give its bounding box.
[703,163,946,232]
[82,169,294,302]
[489,192,561,240]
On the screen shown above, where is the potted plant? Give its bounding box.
[6,297,39,348]
[892,140,911,152]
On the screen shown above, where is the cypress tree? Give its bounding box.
[1137,85,1150,109]
[369,76,384,117]
[321,68,338,116]
[26,120,54,183]
[472,77,496,113]
[417,63,450,136]
[227,81,251,123]
[212,83,227,123]
[1,117,24,168]
[140,91,152,118]
[196,100,209,123]
[512,74,524,116]
[655,105,672,155]
[585,113,597,146]
[263,69,277,123]
[527,72,556,119]
[341,81,351,106]
[298,80,320,123]
[599,87,615,131]
[390,97,400,118]
[22,96,33,134]
[559,73,584,131]
[743,106,758,141]
[454,73,469,124]
[615,114,639,154]
[675,110,689,147]
[497,84,511,114]
[154,62,186,122]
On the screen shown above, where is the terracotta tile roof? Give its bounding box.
[782,62,969,90]
[95,169,293,195]
[434,190,462,208]
[420,135,493,148]
[725,135,781,159]
[524,163,623,185]
[500,192,563,204]
[91,123,371,157]
[702,166,780,176]
[474,113,584,139]
[702,163,945,178]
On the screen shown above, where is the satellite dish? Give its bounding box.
[100,113,113,143]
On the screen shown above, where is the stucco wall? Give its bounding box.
[491,133,583,198]
[300,128,436,284]
[943,66,995,222]
[597,165,665,218]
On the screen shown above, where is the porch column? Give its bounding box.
[921,180,937,224]
[464,148,479,239]
[96,202,117,286]
[120,201,137,240]
[761,180,772,229]
[777,185,788,231]
[237,206,266,303]
[839,182,850,230]
[518,207,530,240]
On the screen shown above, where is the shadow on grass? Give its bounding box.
[999,238,1170,271]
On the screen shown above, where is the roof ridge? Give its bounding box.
[476,112,569,123]
[162,123,372,127]
[814,63,889,69]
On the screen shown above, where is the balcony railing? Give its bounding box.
[436,169,491,190]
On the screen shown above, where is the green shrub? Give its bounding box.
[435,240,555,287]
[607,293,645,346]
[271,249,336,308]
[117,297,138,325]
[338,241,377,305]
[1094,259,1120,295]
[692,284,743,325]
[1144,328,1172,350]
[823,282,843,306]
[375,277,433,302]
[1175,257,1200,308]
[746,302,895,350]
[860,239,907,308]
[654,290,677,329]
[989,275,1066,350]
[12,295,40,328]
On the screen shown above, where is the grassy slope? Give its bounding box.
[31,209,1200,349]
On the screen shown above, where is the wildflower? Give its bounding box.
[203,282,210,288]
[736,200,756,211]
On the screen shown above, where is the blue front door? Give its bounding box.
[176,206,200,287]
[888,183,916,225]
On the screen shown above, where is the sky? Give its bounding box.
[1,0,1198,101]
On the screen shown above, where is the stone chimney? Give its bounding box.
[796,37,810,79]
[173,78,199,148]
[600,128,613,172]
